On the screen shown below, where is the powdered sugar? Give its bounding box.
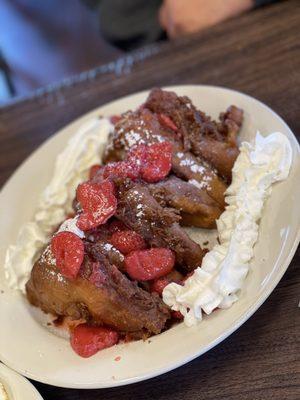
[179,156,206,175]
[40,246,56,267]
[152,135,165,143]
[128,191,146,220]
[103,243,113,251]
[47,267,65,283]
[124,130,144,147]
[101,242,125,261]
[190,164,205,174]
[117,118,166,151]
[189,177,212,190]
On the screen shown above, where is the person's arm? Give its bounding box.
[159,0,277,39]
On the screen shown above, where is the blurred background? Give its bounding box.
[0,0,122,102]
[0,0,279,103]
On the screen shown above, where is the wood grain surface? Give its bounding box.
[0,1,299,399]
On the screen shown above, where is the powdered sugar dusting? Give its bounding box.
[125,130,145,147]
[190,164,205,174]
[152,135,165,143]
[103,243,113,251]
[47,267,65,283]
[179,157,205,175]
[177,154,213,191]
[129,190,146,221]
[189,178,212,191]
[100,242,125,261]
[40,245,56,267]
[116,116,166,151]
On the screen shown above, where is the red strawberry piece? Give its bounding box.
[151,270,184,295]
[110,115,122,125]
[70,324,119,358]
[172,311,184,320]
[125,248,175,281]
[89,164,102,180]
[51,232,84,280]
[128,142,173,183]
[158,113,178,132]
[76,180,117,231]
[150,277,170,296]
[142,142,173,183]
[127,144,148,168]
[103,161,140,181]
[110,230,146,255]
[108,219,127,234]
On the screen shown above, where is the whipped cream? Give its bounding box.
[0,382,9,400]
[5,118,113,293]
[58,216,85,238]
[163,132,293,326]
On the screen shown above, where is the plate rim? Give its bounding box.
[0,363,44,399]
[1,84,299,389]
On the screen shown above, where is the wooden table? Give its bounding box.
[1,1,299,399]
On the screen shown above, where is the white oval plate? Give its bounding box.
[0,86,299,389]
[0,363,43,399]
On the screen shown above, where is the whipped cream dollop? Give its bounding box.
[163,132,293,326]
[0,382,9,400]
[5,117,113,293]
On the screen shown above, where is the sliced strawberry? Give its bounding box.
[110,230,146,255]
[150,277,170,296]
[103,161,140,181]
[51,232,84,280]
[128,142,173,183]
[76,180,117,231]
[142,142,173,183]
[89,164,102,180]
[150,270,183,296]
[125,248,175,281]
[70,324,119,358]
[127,144,148,168]
[158,113,178,132]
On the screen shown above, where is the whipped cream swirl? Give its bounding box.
[163,132,293,326]
[5,118,113,293]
